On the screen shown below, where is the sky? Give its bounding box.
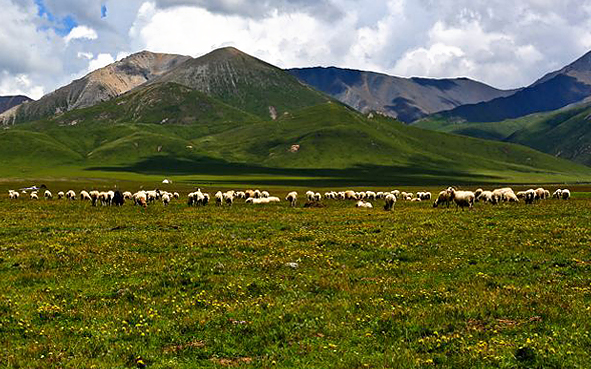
[1,0,591,99]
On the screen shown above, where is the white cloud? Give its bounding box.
[87,53,115,72]
[0,72,44,99]
[77,52,94,59]
[3,0,591,98]
[65,25,99,44]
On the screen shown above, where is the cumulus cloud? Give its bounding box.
[65,25,98,43]
[2,0,591,97]
[0,72,45,99]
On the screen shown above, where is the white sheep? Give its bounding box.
[384,193,396,211]
[44,190,52,200]
[552,189,562,199]
[30,191,38,200]
[432,190,452,208]
[306,190,315,201]
[449,189,475,209]
[345,190,357,200]
[261,191,270,198]
[162,193,170,206]
[356,200,373,209]
[224,191,234,206]
[313,192,322,201]
[173,192,180,199]
[134,191,148,207]
[561,189,571,200]
[66,190,76,200]
[57,191,65,200]
[286,191,298,207]
[8,190,19,199]
[215,191,223,206]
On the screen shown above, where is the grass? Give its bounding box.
[1,182,591,368]
[413,102,591,166]
[3,102,591,185]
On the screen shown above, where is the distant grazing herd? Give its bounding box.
[6,186,571,210]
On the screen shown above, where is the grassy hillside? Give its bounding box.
[414,103,591,166]
[3,101,591,184]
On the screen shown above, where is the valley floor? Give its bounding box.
[1,184,590,368]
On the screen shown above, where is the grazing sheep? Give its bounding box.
[215,191,223,206]
[44,190,52,200]
[8,190,19,199]
[173,192,180,199]
[188,190,208,207]
[561,189,571,200]
[433,190,452,208]
[504,191,519,203]
[286,191,298,207]
[392,190,400,198]
[224,191,234,206]
[490,188,514,204]
[356,200,373,209]
[534,187,547,200]
[30,191,38,200]
[552,189,562,199]
[449,189,475,209]
[57,191,65,200]
[366,191,377,201]
[122,191,133,201]
[313,192,322,201]
[261,191,270,198]
[384,193,396,211]
[306,190,315,201]
[135,191,148,208]
[162,193,170,206]
[79,190,91,201]
[344,190,357,200]
[89,190,100,206]
[66,190,76,200]
[411,198,421,202]
[474,188,483,200]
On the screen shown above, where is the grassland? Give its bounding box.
[1,183,590,368]
[3,102,591,185]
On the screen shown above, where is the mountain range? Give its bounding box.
[2,46,591,183]
[413,51,591,166]
[288,67,516,123]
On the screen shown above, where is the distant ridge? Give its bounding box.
[288,67,515,123]
[436,51,591,123]
[0,95,32,114]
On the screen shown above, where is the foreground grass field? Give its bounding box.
[1,185,591,368]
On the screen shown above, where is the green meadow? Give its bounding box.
[1,183,590,368]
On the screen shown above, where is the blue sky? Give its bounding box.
[35,0,78,36]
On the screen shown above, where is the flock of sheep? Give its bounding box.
[432,187,571,209]
[6,186,571,210]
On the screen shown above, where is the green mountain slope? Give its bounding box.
[2,101,591,184]
[43,82,258,126]
[414,102,591,166]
